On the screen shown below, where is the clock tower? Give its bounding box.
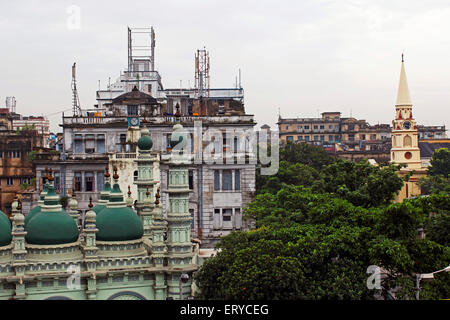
[390,55,422,169]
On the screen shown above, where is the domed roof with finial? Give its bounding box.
[25,168,50,226]
[96,167,143,241]
[25,171,79,245]
[93,165,112,214]
[137,126,153,151]
[0,209,12,246]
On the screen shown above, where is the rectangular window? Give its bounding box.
[349,134,355,141]
[329,125,333,130]
[297,136,303,141]
[222,170,232,191]
[320,135,325,142]
[189,209,195,229]
[305,136,310,142]
[320,125,324,130]
[127,105,138,116]
[188,170,194,190]
[297,125,302,131]
[286,136,293,142]
[329,135,333,142]
[335,135,340,142]
[166,134,172,149]
[6,178,13,186]
[85,172,94,192]
[85,134,95,153]
[314,136,319,141]
[97,134,105,153]
[222,208,233,229]
[74,134,83,153]
[74,172,82,192]
[314,125,318,130]
[97,172,104,191]
[54,172,60,193]
[304,125,310,130]
[234,170,240,191]
[214,171,220,191]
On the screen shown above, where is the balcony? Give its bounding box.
[62,114,255,126]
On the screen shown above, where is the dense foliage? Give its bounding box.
[195,143,450,300]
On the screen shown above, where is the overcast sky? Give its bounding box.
[1,0,449,133]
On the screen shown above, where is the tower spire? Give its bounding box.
[396,54,412,106]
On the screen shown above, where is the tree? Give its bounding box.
[196,186,450,300]
[279,142,335,170]
[428,148,450,178]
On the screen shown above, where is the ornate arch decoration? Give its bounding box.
[108,291,147,300]
[404,135,412,147]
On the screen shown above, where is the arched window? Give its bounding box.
[404,135,412,147]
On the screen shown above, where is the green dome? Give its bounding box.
[95,181,143,241]
[25,186,79,245]
[96,206,143,241]
[138,135,153,150]
[92,204,106,214]
[24,205,42,226]
[0,211,12,246]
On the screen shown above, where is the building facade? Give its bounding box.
[29,27,256,248]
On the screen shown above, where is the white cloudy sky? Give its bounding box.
[0,0,449,133]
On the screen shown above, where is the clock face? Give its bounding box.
[130,117,139,126]
[403,121,411,130]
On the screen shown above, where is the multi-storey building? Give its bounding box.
[278,112,341,145]
[12,115,51,147]
[0,126,44,215]
[30,27,256,248]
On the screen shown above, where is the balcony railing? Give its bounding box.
[63,115,255,125]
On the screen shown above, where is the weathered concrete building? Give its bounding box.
[30,27,256,248]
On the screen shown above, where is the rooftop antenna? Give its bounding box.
[239,68,241,89]
[71,63,82,117]
[195,47,210,98]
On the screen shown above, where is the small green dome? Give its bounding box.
[0,211,12,246]
[24,205,42,226]
[25,186,79,245]
[96,181,143,241]
[138,135,153,150]
[96,206,143,241]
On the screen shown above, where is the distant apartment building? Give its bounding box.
[0,127,44,214]
[12,115,51,146]
[278,112,446,162]
[417,125,447,140]
[278,112,341,146]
